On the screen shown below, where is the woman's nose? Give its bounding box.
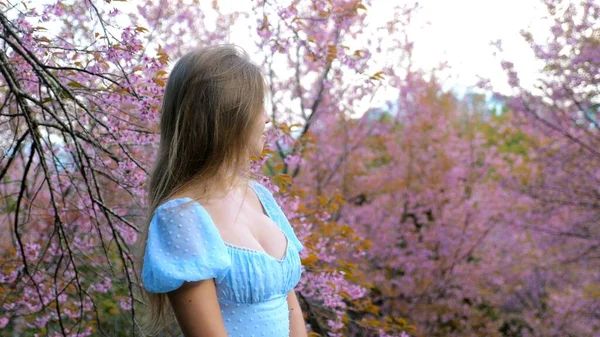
[264,112,271,124]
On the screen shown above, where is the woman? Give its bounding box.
[139,44,307,337]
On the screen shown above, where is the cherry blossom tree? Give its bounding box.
[0,0,415,335]
[6,0,596,336]
[0,0,183,334]
[493,0,600,335]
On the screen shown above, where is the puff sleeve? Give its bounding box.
[142,198,231,293]
[250,181,305,253]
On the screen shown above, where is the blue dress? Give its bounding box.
[142,181,304,337]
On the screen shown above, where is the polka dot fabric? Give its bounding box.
[142,181,304,337]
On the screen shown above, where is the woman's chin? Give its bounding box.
[250,137,266,158]
[250,147,263,159]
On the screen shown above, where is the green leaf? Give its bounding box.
[67,81,85,88]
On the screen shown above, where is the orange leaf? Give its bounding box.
[277,174,292,185]
[152,78,165,87]
[302,254,319,266]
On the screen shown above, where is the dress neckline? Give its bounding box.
[157,181,291,263]
[223,232,290,263]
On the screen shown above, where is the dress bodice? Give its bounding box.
[142,181,304,337]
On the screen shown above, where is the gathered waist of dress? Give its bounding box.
[218,295,291,337]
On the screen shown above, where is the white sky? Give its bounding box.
[404,0,550,94]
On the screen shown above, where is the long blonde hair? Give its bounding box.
[136,44,267,336]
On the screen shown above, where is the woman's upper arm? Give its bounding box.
[167,279,228,337]
[141,200,232,336]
